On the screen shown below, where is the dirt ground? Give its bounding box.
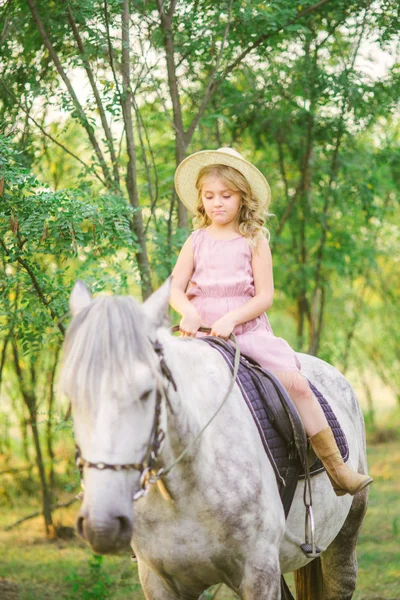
[0,579,19,600]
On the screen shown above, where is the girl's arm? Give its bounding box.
[211,237,274,337]
[170,236,202,336]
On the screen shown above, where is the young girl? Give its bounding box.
[170,147,372,496]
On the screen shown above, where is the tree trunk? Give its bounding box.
[20,415,31,465]
[121,0,152,299]
[0,331,10,395]
[362,373,375,428]
[12,341,54,535]
[156,0,188,229]
[47,344,61,497]
[29,404,54,535]
[26,0,112,187]
[310,7,370,353]
[0,414,11,455]
[308,285,325,356]
[64,1,121,188]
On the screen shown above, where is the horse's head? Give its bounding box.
[59,280,170,554]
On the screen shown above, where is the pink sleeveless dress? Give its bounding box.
[187,228,301,373]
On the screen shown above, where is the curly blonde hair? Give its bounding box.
[192,165,271,245]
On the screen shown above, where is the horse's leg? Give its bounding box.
[320,489,368,599]
[240,552,281,600]
[137,560,180,600]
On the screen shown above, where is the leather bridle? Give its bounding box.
[74,327,239,502]
[75,337,177,501]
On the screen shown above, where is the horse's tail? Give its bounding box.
[293,558,324,599]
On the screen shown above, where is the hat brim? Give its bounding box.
[174,150,271,214]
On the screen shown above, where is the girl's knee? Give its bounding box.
[292,374,311,398]
[277,371,310,400]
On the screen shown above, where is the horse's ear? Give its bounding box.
[142,277,171,330]
[69,280,92,316]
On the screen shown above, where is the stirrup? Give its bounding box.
[300,505,321,558]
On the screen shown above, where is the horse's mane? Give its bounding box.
[59,296,153,408]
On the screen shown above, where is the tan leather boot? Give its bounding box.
[309,427,373,496]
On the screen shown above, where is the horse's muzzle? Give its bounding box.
[77,512,133,554]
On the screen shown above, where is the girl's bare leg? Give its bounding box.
[273,371,327,436]
[274,370,373,495]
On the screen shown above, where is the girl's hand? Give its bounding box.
[179,309,202,337]
[211,315,236,339]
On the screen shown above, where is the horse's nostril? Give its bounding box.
[117,516,132,537]
[77,516,84,537]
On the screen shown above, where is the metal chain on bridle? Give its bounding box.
[74,327,240,502]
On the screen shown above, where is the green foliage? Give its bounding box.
[0,134,143,533]
[65,554,113,600]
[1,134,140,347]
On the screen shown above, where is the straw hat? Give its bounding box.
[174,148,271,214]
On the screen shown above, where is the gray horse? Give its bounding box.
[59,280,369,600]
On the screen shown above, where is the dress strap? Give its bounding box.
[191,228,206,252]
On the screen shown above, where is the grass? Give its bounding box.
[0,511,143,600]
[354,442,400,599]
[1,439,399,599]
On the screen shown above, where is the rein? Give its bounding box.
[147,327,240,486]
[75,326,240,502]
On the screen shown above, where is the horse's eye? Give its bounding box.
[140,389,153,402]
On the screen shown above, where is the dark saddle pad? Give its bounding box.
[202,337,349,517]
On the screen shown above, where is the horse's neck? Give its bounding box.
[156,331,243,469]
[158,334,208,452]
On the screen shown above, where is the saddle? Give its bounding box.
[201,337,349,518]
